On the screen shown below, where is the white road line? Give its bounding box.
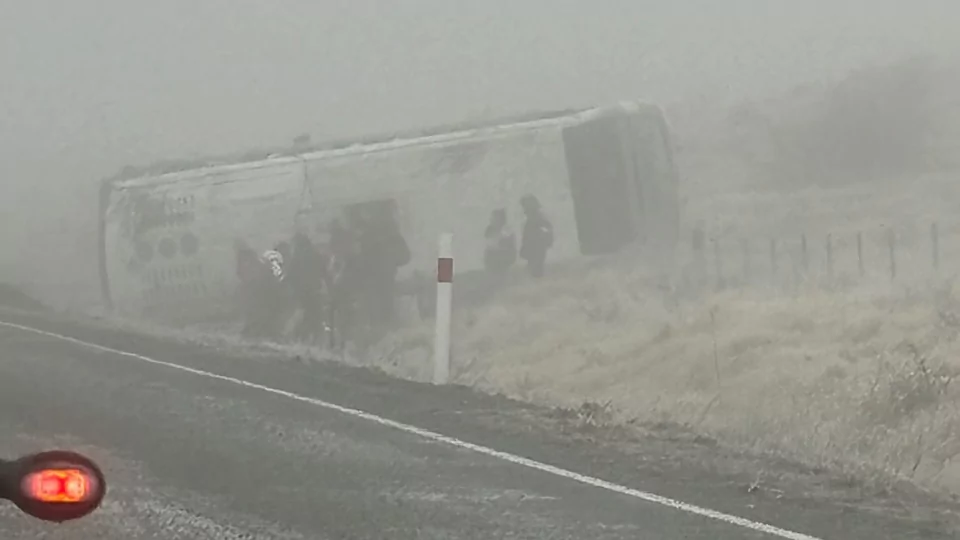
[0,320,825,540]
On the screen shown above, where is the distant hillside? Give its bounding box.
[695,55,960,189]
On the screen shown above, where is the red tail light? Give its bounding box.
[23,468,94,503]
[2,450,107,522]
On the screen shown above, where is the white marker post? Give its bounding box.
[433,233,454,385]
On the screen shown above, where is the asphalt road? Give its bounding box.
[0,310,956,539]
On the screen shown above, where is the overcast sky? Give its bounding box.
[1,0,958,201]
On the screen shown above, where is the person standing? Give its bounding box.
[235,240,276,339]
[518,194,553,278]
[356,203,410,332]
[288,231,329,343]
[259,241,295,338]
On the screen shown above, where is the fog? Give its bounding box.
[6,0,960,516]
[2,1,958,198]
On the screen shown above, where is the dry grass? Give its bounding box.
[47,232,960,502]
[363,163,960,499]
[369,265,960,498]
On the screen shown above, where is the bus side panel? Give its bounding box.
[304,127,578,279]
[103,161,306,324]
[434,128,578,272]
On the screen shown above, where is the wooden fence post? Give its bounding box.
[801,233,809,275]
[826,233,833,280]
[713,238,724,289]
[931,221,940,272]
[741,238,750,283]
[887,228,897,280]
[857,232,865,277]
[770,238,778,278]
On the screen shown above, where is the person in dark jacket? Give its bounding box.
[254,241,300,339]
[326,217,361,350]
[235,240,262,285]
[287,231,329,343]
[329,218,355,263]
[519,194,553,278]
[356,203,410,331]
[235,240,281,339]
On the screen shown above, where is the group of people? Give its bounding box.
[234,206,410,347]
[483,194,554,283]
[231,194,553,346]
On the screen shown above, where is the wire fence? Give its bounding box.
[679,221,955,294]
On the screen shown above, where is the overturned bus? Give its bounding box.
[97,100,681,322]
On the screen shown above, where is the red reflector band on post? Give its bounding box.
[437,257,453,283]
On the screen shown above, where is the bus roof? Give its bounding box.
[106,100,664,189]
